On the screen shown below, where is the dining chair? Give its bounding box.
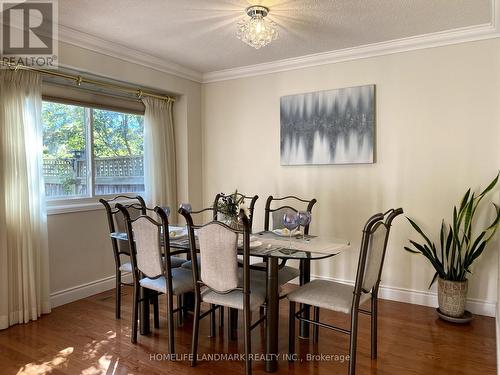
[100,195,147,319]
[287,208,403,375]
[100,195,186,320]
[253,195,317,286]
[116,203,194,353]
[212,192,258,327]
[179,207,267,375]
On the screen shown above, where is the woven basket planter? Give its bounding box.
[437,278,468,318]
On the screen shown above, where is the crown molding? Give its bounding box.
[56,0,499,85]
[58,25,203,83]
[203,0,500,83]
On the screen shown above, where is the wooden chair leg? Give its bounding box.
[349,310,359,375]
[191,296,200,367]
[313,306,319,343]
[228,308,238,340]
[288,301,296,360]
[177,294,183,327]
[244,307,252,375]
[131,284,139,344]
[371,295,378,359]
[166,292,175,354]
[219,306,224,328]
[115,270,121,319]
[153,294,160,329]
[209,304,216,338]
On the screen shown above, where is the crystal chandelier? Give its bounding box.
[236,6,278,49]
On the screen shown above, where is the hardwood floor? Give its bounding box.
[0,286,496,375]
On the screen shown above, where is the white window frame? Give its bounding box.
[43,100,145,215]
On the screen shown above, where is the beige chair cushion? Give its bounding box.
[251,262,299,285]
[287,279,371,314]
[140,268,194,295]
[120,257,184,274]
[119,262,132,272]
[170,256,186,268]
[180,254,201,270]
[201,282,266,311]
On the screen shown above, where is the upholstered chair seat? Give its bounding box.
[140,267,194,295]
[250,262,299,285]
[288,280,371,314]
[180,255,200,270]
[170,256,186,268]
[119,262,132,273]
[121,256,184,274]
[201,282,266,311]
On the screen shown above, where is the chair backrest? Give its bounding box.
[264,195,317,234]
[100,195,146,256]
[179,205,252,295]
[116,204,173,281]
[213,192,258,230]
[198,223,239,292]
[353,208,403,302]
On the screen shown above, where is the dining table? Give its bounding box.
[111,228,350,373]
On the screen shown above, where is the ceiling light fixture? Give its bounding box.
[236,5,278,49]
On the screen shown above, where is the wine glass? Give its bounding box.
[298,211,312,241]
[283,212,299,250]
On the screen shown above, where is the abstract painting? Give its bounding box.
[280,85,375,165]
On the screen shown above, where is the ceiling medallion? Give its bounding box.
[236,5,278,49]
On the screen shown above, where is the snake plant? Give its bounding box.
[405,173,500,287]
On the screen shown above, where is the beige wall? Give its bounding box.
[48,42,202,301]
[201,39,500,308]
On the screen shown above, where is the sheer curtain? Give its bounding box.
[142,97,177,211]
[0,70,51,330]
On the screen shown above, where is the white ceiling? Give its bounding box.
[58,0,492,74]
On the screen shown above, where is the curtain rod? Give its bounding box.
[0,61,175,103]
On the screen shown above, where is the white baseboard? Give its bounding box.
[291,275,496,317]
[50,273,132,308]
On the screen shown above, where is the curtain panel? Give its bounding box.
[0,70,51,330]
[142,97,177,213]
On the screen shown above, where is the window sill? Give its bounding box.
[47,201,104,215]
[46,198,138,215]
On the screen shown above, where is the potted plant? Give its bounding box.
[405,173,500,318]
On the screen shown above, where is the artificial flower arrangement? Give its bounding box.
[216,190,250,222]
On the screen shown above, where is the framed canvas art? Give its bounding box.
[280,85,375,165]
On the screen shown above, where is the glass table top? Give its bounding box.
[111,228,350,260]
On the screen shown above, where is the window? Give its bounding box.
[42,101,145,200]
